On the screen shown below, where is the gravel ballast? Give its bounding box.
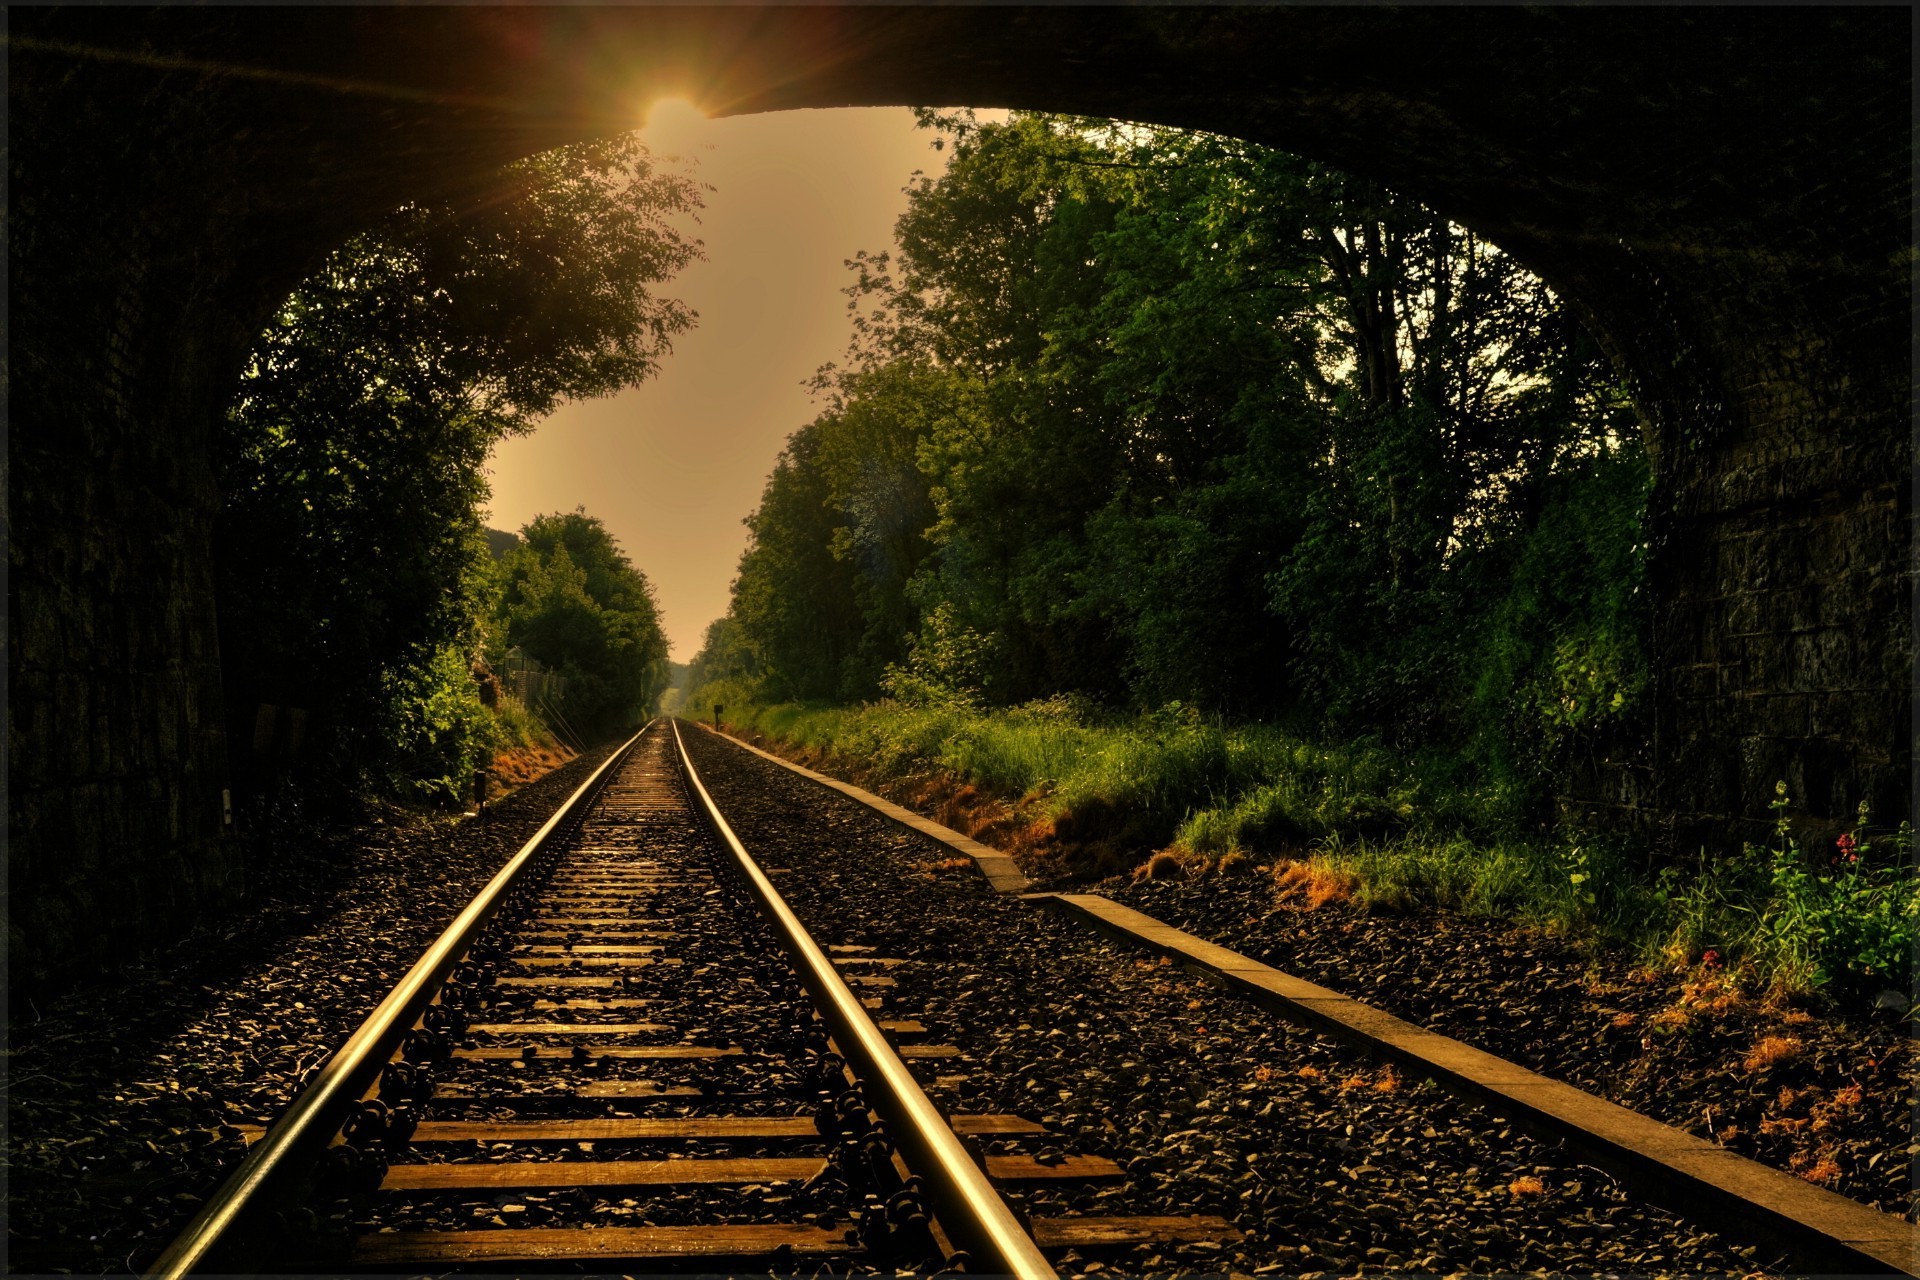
[7,746,620,1275]
[358,731,869,1251]
[1103,877,1916,1226]
[682,727,1777,1278]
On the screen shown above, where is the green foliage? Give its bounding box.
[379,643,500,805]
[1749,791,1917,998]
[693,110,1647,822]
[487,692,552,754]
[216,131,697,804]
[494,511,672,740]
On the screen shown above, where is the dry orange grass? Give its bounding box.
[1792,1149,1842,1185]
[1809,1083,1863,1134]
[1776,1085,1813,1109]
[933,783,982,828]
[1677,974,1745,1016]
[1647,1007,1691,1034]
[1507,1176,1547,1197]
[1297,1065,1324,1081]
[1371,1066,1401,1094]
[1272,859,1358,910]
[1742,1035,1804,1074]
[1215,850,1251,876]
[1609,1012,1638,1030]
[1134,850,1187,881]
[487,743,576,789]
[1338,1073,1370,1091]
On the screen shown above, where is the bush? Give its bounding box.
[379,644,496,807]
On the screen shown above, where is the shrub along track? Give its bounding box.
[681,726,1777,1278]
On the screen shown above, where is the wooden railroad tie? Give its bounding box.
[379,1153,1123,1192]
[350,1216,1240,1267]
[449,1044,738,1061]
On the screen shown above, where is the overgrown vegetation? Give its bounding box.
[489,512,672,743]
[715,697,1915,1003]
[690,112,1915,1006]
[216,131,694,809]
[692,111,1644,820]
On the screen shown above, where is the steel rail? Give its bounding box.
[145,723,652,1279]
[670,717,1056,1280]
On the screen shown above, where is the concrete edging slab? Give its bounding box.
[1039,892,1917,1279]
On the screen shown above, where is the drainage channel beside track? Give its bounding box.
[146,720,1225,1277]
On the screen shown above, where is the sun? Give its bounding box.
[642,96,708,135]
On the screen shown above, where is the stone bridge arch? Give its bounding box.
[10,7,1910,991]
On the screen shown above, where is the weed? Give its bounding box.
[1135,851,1186,881]
[1507,1176,1547,1197]
[1677,974,1745,1017]
[1742,1036,1803,1074]
[1792,1149,1843,1185]
[1271,859,1357,910]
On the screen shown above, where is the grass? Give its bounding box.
[692,683,1917,1006]
[487,693,556,753]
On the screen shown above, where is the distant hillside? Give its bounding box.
[484,527,522,560]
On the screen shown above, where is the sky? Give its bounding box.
[483,104,941,661]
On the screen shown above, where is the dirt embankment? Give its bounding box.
[484,741,577,800]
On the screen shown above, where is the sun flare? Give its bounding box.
[642,96,708,135]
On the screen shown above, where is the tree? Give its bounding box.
[494,511,671,738]
[216,131,700,803]
[703,111,1647,822]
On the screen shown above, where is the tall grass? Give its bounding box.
[714,693,1505,839]
[693,689,1916,1004]
[488,693,557,753]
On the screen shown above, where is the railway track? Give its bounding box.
[146,720,1228,1276]
[133,716,1916,1278]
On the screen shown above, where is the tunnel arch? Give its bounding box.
[11,6,1909,991]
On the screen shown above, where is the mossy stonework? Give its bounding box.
[10,8,1910,991]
